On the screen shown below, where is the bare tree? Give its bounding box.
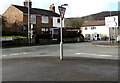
[2,16,7,28]
[68,18,84,29]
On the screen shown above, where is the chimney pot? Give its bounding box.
[24,0,32,8]
[49,4,55,12]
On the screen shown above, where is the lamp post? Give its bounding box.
[58,4,68,60]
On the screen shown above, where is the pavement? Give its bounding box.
[91,41,119,48]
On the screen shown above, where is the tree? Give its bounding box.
[84,16,95,22]
[2,16,7,28]
[68,18,84,28]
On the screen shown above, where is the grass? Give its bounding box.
[1,36,27,39]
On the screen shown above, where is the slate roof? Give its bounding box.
[13,5,60,17]
[82,20,105,27]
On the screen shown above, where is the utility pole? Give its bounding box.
[109,11,111,43]
[28,0,30,44]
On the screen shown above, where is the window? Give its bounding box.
[85,34,90,37]
[31,15,36,24]
[54,29,59,34]
[91,26,96,30]
[57,18,60,23]
[42,16,49,23]
[85,27,87,30]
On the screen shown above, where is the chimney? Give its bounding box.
[49,4,55,12]
[24,0,32,8]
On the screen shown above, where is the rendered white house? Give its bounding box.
[81,20,109,40]
[81,19,119,41]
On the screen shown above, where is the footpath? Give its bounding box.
[91,41,119,48]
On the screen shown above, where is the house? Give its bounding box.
[2,0,61,38]
[81,20,108,40]
[81,19,119,41]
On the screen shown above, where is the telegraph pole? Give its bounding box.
[28,0,30,44]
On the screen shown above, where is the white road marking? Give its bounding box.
[2,52,29,57]
[2,55,7,57]
[75,53,112,57]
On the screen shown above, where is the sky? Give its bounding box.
[0,0,119,18]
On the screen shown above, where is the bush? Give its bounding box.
[2,30,27,36]
[101,36,109,41]
[63,31,79,38]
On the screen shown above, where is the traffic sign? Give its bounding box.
[58,6,66,20]
[105,16,118,27]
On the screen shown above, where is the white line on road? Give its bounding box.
[75,53,112,57]
[2,52,29,57]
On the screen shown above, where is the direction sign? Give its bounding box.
[58,6,66,20]
[105,16,118,27]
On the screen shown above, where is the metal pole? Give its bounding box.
[109,27,111,43]
[28,0,30,44]
[114,27,116,43]
[60,17,63,60]
[109,11,111,43]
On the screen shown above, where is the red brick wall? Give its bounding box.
[23,15,53,33]
[3,5,54,33]
[2,5,23,32]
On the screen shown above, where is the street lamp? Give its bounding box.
[61,4,68,6]
[58,4,68,60]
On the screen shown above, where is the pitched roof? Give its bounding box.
[82,20,105,27]
[13,5,60,17]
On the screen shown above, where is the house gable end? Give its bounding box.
[2,5,23,27]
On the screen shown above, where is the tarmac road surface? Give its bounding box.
[2,41,119,81]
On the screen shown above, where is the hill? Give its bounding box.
[65,11,118,27]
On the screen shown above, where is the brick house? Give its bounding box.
[2,0,60,36]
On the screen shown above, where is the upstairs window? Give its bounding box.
[57,18,60,23]
[42,16,49,23]
[31,15,36,24]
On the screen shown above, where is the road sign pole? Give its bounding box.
[58,6,66,60]
[60,17,63,60]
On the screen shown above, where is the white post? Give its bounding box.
[109,27,111,43]
[60,17,63,60]
[114,27,116,43]
[58,4,68,60]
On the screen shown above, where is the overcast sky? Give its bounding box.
[0,0,119,18]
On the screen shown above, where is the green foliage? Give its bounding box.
[63,31,80,38]
[2,30,27,36]
[2,36,27,39]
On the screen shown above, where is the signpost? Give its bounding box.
[105,16,118,27]
[105,16,118,43]
[58,5,66,60]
